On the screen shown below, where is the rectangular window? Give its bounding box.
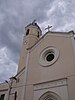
[0,94,5,100]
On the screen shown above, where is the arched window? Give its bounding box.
[38,91,62,100]
[26,29,30,35]
[14,91,17,100]
[0,94,5,100]
[37,32,39,38]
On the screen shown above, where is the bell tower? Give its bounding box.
[24,21,42,49]
[18,21,42,73]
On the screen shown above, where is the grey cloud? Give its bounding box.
[0,0,75,82]
[0,0,53,62]
[0,47,17,82]
[41,0,75,32]
[0,0,53,82]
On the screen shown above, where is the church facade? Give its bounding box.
[0,22,75,100]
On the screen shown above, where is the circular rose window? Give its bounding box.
[39,47,59,67]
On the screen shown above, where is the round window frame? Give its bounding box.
[39,47,59,67]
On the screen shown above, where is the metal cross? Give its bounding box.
[45,25,52,32]
[32,20,36,24]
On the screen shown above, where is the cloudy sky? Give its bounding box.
[0,0,75,83]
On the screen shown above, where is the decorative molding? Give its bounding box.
[34,79,67,91]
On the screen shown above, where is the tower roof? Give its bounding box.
[25,21,42,32]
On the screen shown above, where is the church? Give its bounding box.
[0,21,75,100]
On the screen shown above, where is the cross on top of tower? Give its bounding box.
[45,25,52,32]
[32,20,36,25]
